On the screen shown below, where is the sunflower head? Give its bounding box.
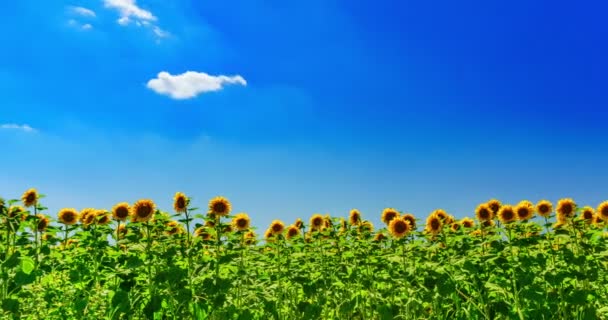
[244,231,257,245]
[475,204,493,222]
[556,198,576,222]
[487,199,502,216]
[269,220,285,236]
[264,228,275,242]
[36,214,50,232]
[450,222,462,232]
[349,209,362,226]
[373,232,387,242]
[208,196,231,216]
[96,210,111,225]
[359,220,374,234]
[432,209,448,222]
[536,200,553,218]
[323,214,333,229]
[310,214,324,231]
[515,200,535,221]
[57,208,79,225]
[592,214,604,227]
[470,229,482,237]
[401,213,416,230]
[117,224,128,237]
[580,206,595,223]
[460,217,475,228]
[21,188,38,208]
[381,208,400,225]
[80,208,96,226]
[426,214,443,235]
[194,227,213,241]
[232,213,251,231]
[131,199,156,223]
[389,218,411,238]
[111,203,130,221]
[285,225,300,240]
[597,201,608,220]
[165,220,182,235]
[482,220,495,228]
[172,192,189,213]
[294,218,304,230]
[498,205,516,224]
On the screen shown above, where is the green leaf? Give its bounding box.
[20,256,35,274]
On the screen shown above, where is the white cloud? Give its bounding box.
[147,71,247,100]
[104,0,156,24]
[70,6,96,17]
[0,124,37,133]
[152,26,169,38]
[82,23,93,30]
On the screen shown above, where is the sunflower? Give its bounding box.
[111,202,130,221]
[310,214,324,231]
[592,215,604,227]
[80,208,96,226]
[580,206,594,223]
[96,210,111,225]
[194,227,213,241]
[264,228,275,242]
[131,199,156,223]
[432,209,448,222]
[515,200,535,221]
[323,214,333,229]
[244,231,257,245]
[401,213,417,230]
[224,225,233,234]
[55,208,76,225]
[389,218,410,238]
[8,206,27,220]
[597,201,608,220]
[208,196,231,216]
[165,221,182,235]
[373,232,387,242]
[487,199,502,217]
[116,224,128,237]
[21,188,38,208]
[450,222,461,232]
[460,217,475,228]
[349,209,362,226]
[497,205,516,224]
[339,218,347,233]
[294,218,304,230]
[381,208,400,225]
[475,204,493,222]
[172,192,189,213]
[232,213,251,231]
[470,230,482,237]
[36,214,50,232]
[482,220,495,228]
[425,214,443,235]
[359,220,374,234]
[536,200,553,218]
[285,225,300,239]
[556,198,576,222]
[269,220,285,236]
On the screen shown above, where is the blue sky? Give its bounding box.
[1,0,607,230]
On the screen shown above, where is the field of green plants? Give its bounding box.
[1,189,607,319]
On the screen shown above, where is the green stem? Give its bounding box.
[507,226,524,320]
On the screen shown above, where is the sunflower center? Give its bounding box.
[288,228,298,237]
[213,202,227,213]
[539,205,549,213]
[517,208,528,218]
[431,219,441,230]
[177,198,186,209]
[313,218,323,226]
[137,206,152,218]
[26,193,36,203]
[116,207,129,218]
[237,218,248,228]
[561,204,573,215]
[504,210,514,220]
[272,224,282,232]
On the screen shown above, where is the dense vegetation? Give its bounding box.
[1,189,607,319]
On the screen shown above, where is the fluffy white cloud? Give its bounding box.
[104,0,156,25]
[0,124,37,133]
[147,71,247,100]
[81,23,93,30]
[70,6,96,17]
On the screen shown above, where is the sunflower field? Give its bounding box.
[1,189,608,319]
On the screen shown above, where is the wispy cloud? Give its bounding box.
[0,124,37,133]
[68,19,93,30]
[103,0,169,39]
[146,71,247,100]
[69,6,96,17]
[104,0,156,25]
